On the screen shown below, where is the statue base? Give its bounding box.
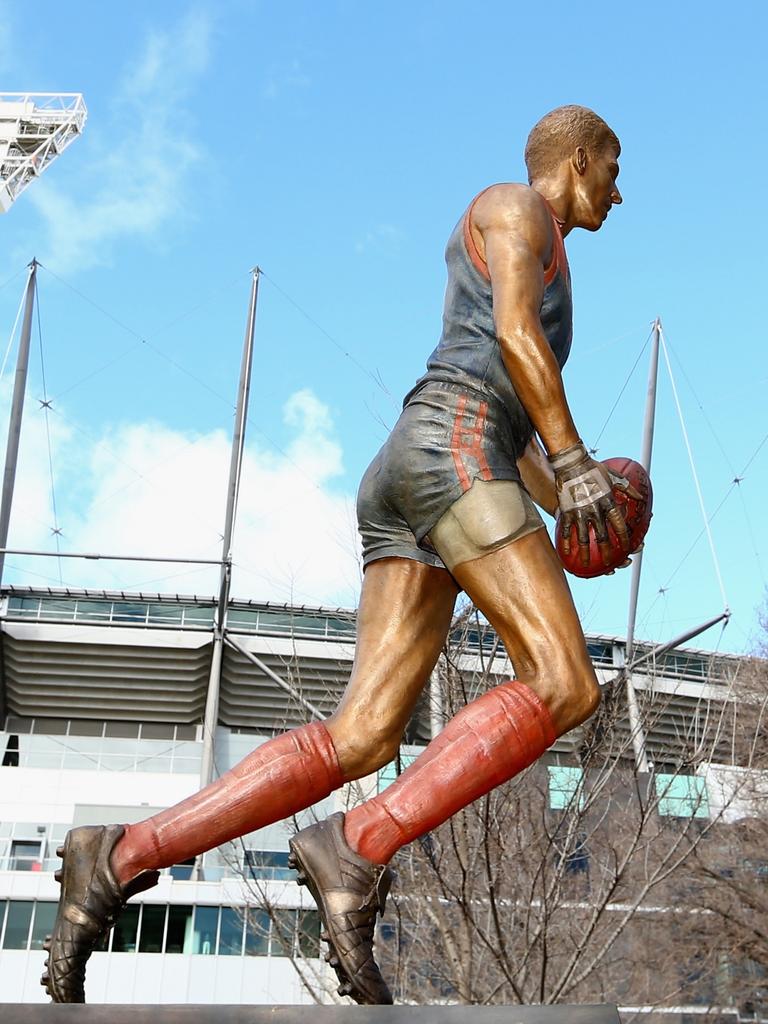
[3,1005,621,1023]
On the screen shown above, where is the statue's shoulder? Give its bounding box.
[472,183,551,233]
[478,182,546,209]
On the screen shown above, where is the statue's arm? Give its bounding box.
[473,186,579,457]
[517,436,557,515]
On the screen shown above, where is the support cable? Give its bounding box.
[52,341,144,403]
[45,403,226,541]
[659,326,729,614]
[663,333,739,477]
[35,263,348,515]
[650,347,768,601]
[663,333,764,585]
[224,633,323,721]
[34,280,63,582]
[590,327,653,453]
[735,482,766,586]
[637,481,737,638]
[4,561,73,586]
[119,563,217,592]
[0,286,26,385]
[37,262,234,410]
[260,270,396,404]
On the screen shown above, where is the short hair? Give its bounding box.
[524,105,619,182]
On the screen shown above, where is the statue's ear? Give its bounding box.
[573,146,588,176]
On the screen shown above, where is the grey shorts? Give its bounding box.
[357,382,544,571]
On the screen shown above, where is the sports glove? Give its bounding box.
[549,440,639,568]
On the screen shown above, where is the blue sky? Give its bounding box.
[0,1,765,653]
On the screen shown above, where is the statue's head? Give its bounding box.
[525,105,622,231]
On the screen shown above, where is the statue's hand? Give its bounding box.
[550,441,633,568]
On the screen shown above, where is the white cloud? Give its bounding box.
[2,387,362,608]
[0,4,13,76]
[354,223,404,255]
[25,11,212,272]
[262,59,311,100]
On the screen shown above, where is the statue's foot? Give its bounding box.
[41,824,159,1002]
[288,812,393,1005]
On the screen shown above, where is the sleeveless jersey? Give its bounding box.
[405,187,573,449]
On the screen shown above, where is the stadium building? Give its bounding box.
[0,585,748,1010]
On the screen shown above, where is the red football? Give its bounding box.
[555,457,653,579]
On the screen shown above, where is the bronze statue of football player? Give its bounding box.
[44,105,634,1005]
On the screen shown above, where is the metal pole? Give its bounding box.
[624,318,661,773]
[219,268,260,586]
[225,633,323,721]
[0,261,37,585]
[200,269,260,787]
[429,663,444,738]
[0,547,222,564]
[626,610,730,674]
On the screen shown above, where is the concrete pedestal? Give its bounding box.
[3,1004,621,1023]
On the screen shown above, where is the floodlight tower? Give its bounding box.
[0,93,87,213]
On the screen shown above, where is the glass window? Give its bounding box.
[2,735,19,767]
[7,596,40,615]
[104,721,140,738]
[183,605,215,626]
[3,901,33,949]
[111,602,148,623]
[297,910,320,958]
[175,725,197,741]
[255,610,292,633]
[243,850,293,881]
[170,857,195,881]
[548,765,584,810]
[10,840,42,871]
[378,753,417,793]
[0,900,6,942]
[218,907,244,955]
[656,773,709,818]
[30,902,58,950]
[271,909,296,957]
[564,832,590,874]
[138,905,166,953]
[68,719,104,737]
[244,908,270,956]
[38,599,78,619]
[586,640,613,664]
[99,754,136,771]
[325,616,356,636]
[148,603,183,625]
[74,601,112,622]
[288,614,325,635]
[4,715,32,733]
[26,753,65,770]
[62,751,100,770]
[192,905,218,955]
[112,904,140,952]
[33,718,68,735]
[165,905,194,954]
[140,722,174,740]
[227,608,259,630]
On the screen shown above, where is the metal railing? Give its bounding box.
[2,595,736,680]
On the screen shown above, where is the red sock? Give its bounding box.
[344,681,555,865]
[114,721,343,883]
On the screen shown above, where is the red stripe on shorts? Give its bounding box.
[450,394,493,492]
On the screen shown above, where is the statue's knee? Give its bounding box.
[524,653,600,735]
[326,713,401,780]
[555,662,601,732]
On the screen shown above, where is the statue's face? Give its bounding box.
[576,142,622,232]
